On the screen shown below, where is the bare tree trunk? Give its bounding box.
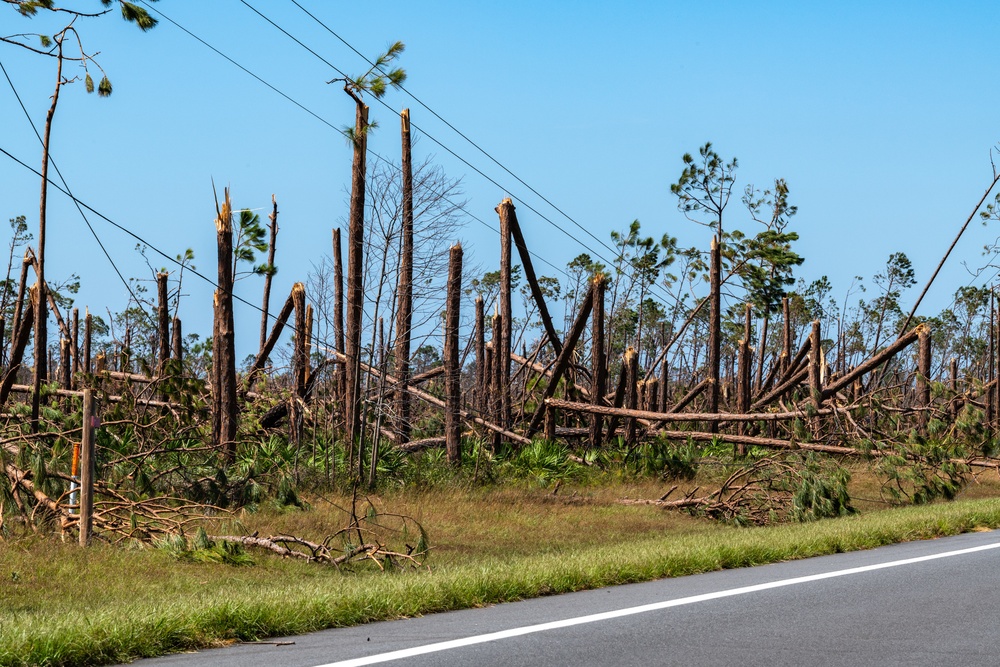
[0,288,34,409]
[332,227,346,418]
[491,312,503,451]
[917,325,931,435]
[259,195,279,352]
[394,108,415,444]
[808,319,822,437]
[291,282,307,448]
[156,272,170,377]
[754,309,769,392]
[83,309,92,375]
[212,189,238,462]
[171,316,182,367]
[991,292,997,427]
[707,235,722,432]
[781,296,791,375]
[590,274,607,448]
[474,296,485,413]
[345,102,370,482]
[624,347,638,447]
[71,307,79,389]
[736,303,752,450]
[444,244,463,464]
[949,357,959,420]
[526,281,595,437]
[32,40,66,432]
[79,388,95,547]
[503,198,562,356]
[497,199,513,428]
[10,251,29,365]
[59,337,70,389]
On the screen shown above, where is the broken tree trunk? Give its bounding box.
[708,235,722,432]
[345,102,369,480]
[917,325,931,434]
[503,198,563,357]
[0,290,34,410]
[809,319,822,436]
[496,199,514,428]
[474,296,485,413]
[171,317,183,367]
[394,109,415,445]
[526,281,595,437]
[444,244,463,464]
[212,189,239,462]
[590,273,607,447]
[546,397,849,424]
[157,272,170,378]
[821,325,925,401]
[332,227,346,411]
[259,195,279,352]
[83,309,92,375]
[624,347,639,447]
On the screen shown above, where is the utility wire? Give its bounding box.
[137,0,573,284]
[287,0,622,261]
[0,55,152,325]
[235,0,670,299]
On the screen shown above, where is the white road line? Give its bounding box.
[317,540,1000,667]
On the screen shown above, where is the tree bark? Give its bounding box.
[444,244,463,463]
[259,195,279,353]
[496,199,514,427]
[156,272,170,377]
[504,198,562,357]
[526,282,595,437]
[917,324,931,435]
[707,235,722,431]
[394,108,415,444]
[345,102,369,480]
[590,273,607,447]
[212,189,238,462]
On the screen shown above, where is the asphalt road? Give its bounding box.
[126,530,1000,667]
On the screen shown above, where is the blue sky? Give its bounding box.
[2,1,999,357]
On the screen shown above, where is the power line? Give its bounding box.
[236,0,682,307]
[286,0,623,261]
[136,0,573,284]
[0,55,151,324]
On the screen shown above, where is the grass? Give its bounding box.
[4,475,1000,666]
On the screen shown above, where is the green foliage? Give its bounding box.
[116,1,157,31]
[875,435,970,506]
[343,41,406,100]
[670,142,738,234]
[499,439,583,487]
[156,529,254,566]
[629,437,698,480]
[232,208,272,278]
[789,456,855,522]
